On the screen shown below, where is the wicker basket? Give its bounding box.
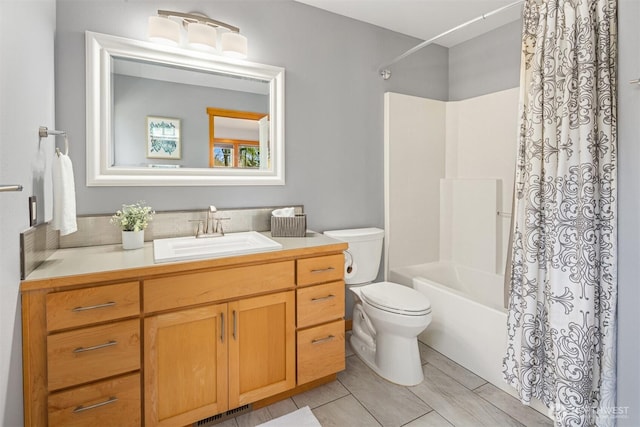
[271,214,307,237]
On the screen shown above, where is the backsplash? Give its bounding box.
[21,205,303,279]
[20,224,59,280]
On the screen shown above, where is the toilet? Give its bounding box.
[324,227,431,386]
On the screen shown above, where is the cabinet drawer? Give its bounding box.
[47,319,140,391]
[144,261,295,313]
[296,254,344,286]
[48,373,140,427]
[297,320,345,384]
[296,281,344,328]
[46,282,140,332]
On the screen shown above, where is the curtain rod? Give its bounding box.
[378,0,524,80]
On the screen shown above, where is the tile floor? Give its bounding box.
[220,336,553,427]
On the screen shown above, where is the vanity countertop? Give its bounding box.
[21,231,347,291]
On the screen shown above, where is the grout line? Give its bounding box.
[421,360,486,393]
[472,382,488,391]
[335,361,384,427]
[344,391,383,427]
[471,385,551,426]
[419,344,489,391]
[424,363,526,427]
[399,408,437,427]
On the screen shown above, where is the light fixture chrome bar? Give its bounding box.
[630,78,640,85]
[378,0,524,79]
[157,10,240,33]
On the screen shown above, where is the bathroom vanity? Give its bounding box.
[20,232,347,426]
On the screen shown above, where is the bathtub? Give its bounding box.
[389,261,548,415]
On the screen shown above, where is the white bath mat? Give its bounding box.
[256,406,322,427]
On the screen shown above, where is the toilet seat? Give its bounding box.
[360,282,431,316]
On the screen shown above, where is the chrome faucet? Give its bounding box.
[205,205,216,235]
[191,206,230,238]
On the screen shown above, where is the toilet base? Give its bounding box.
[350,331,424,386]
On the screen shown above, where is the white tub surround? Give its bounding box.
[383,87,549,417]
[439,179,498,273]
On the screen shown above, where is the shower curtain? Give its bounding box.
[503,0,617,426]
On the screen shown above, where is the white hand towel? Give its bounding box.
[51,149,77,236]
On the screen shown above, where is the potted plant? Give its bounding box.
[110,201,155,250]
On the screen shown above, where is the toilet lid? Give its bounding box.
[360,282,431,316]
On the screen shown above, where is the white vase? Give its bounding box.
[121,230,144,250]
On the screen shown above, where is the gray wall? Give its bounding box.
[0,1,56,425]
[617,1,640,424]
[56,0,448,232]
[449,19,522,101]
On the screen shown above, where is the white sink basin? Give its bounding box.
[153,231,282,263]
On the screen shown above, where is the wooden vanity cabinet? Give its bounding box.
[143,262,296,426]
[48,373,141,427]
[21,239,347,427]
[144,304,228,427]
[295,254,346,384]
[31,281,142,426]
[228,292,296,407]
[144,292,295,427]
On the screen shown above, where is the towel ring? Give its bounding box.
[39,126,69,157]
[55,135,69,157]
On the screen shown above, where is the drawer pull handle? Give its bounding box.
[73,396,118,413]
[311,267,335,274]
[312,335,335,344]
[233,310,237,340]
[311,294,336,302]
[72,301,116,312]
[220,312,225,342]
[73,340,117,353]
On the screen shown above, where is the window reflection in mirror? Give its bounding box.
[208,108,268,169]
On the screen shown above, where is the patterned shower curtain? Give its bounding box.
[503,0,617,426]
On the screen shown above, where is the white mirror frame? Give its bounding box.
[86,31,285,186]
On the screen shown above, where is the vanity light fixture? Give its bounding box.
[148,15,180,46]
[148,10,248,58]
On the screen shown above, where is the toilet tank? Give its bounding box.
[323,228,384,285]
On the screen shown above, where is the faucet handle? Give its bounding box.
[213,217,230,235]
[189,219,205,237]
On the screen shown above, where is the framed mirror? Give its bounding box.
[86,31,285,186]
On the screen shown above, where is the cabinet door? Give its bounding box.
[144,304,228,427]
[228,291,295,408]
